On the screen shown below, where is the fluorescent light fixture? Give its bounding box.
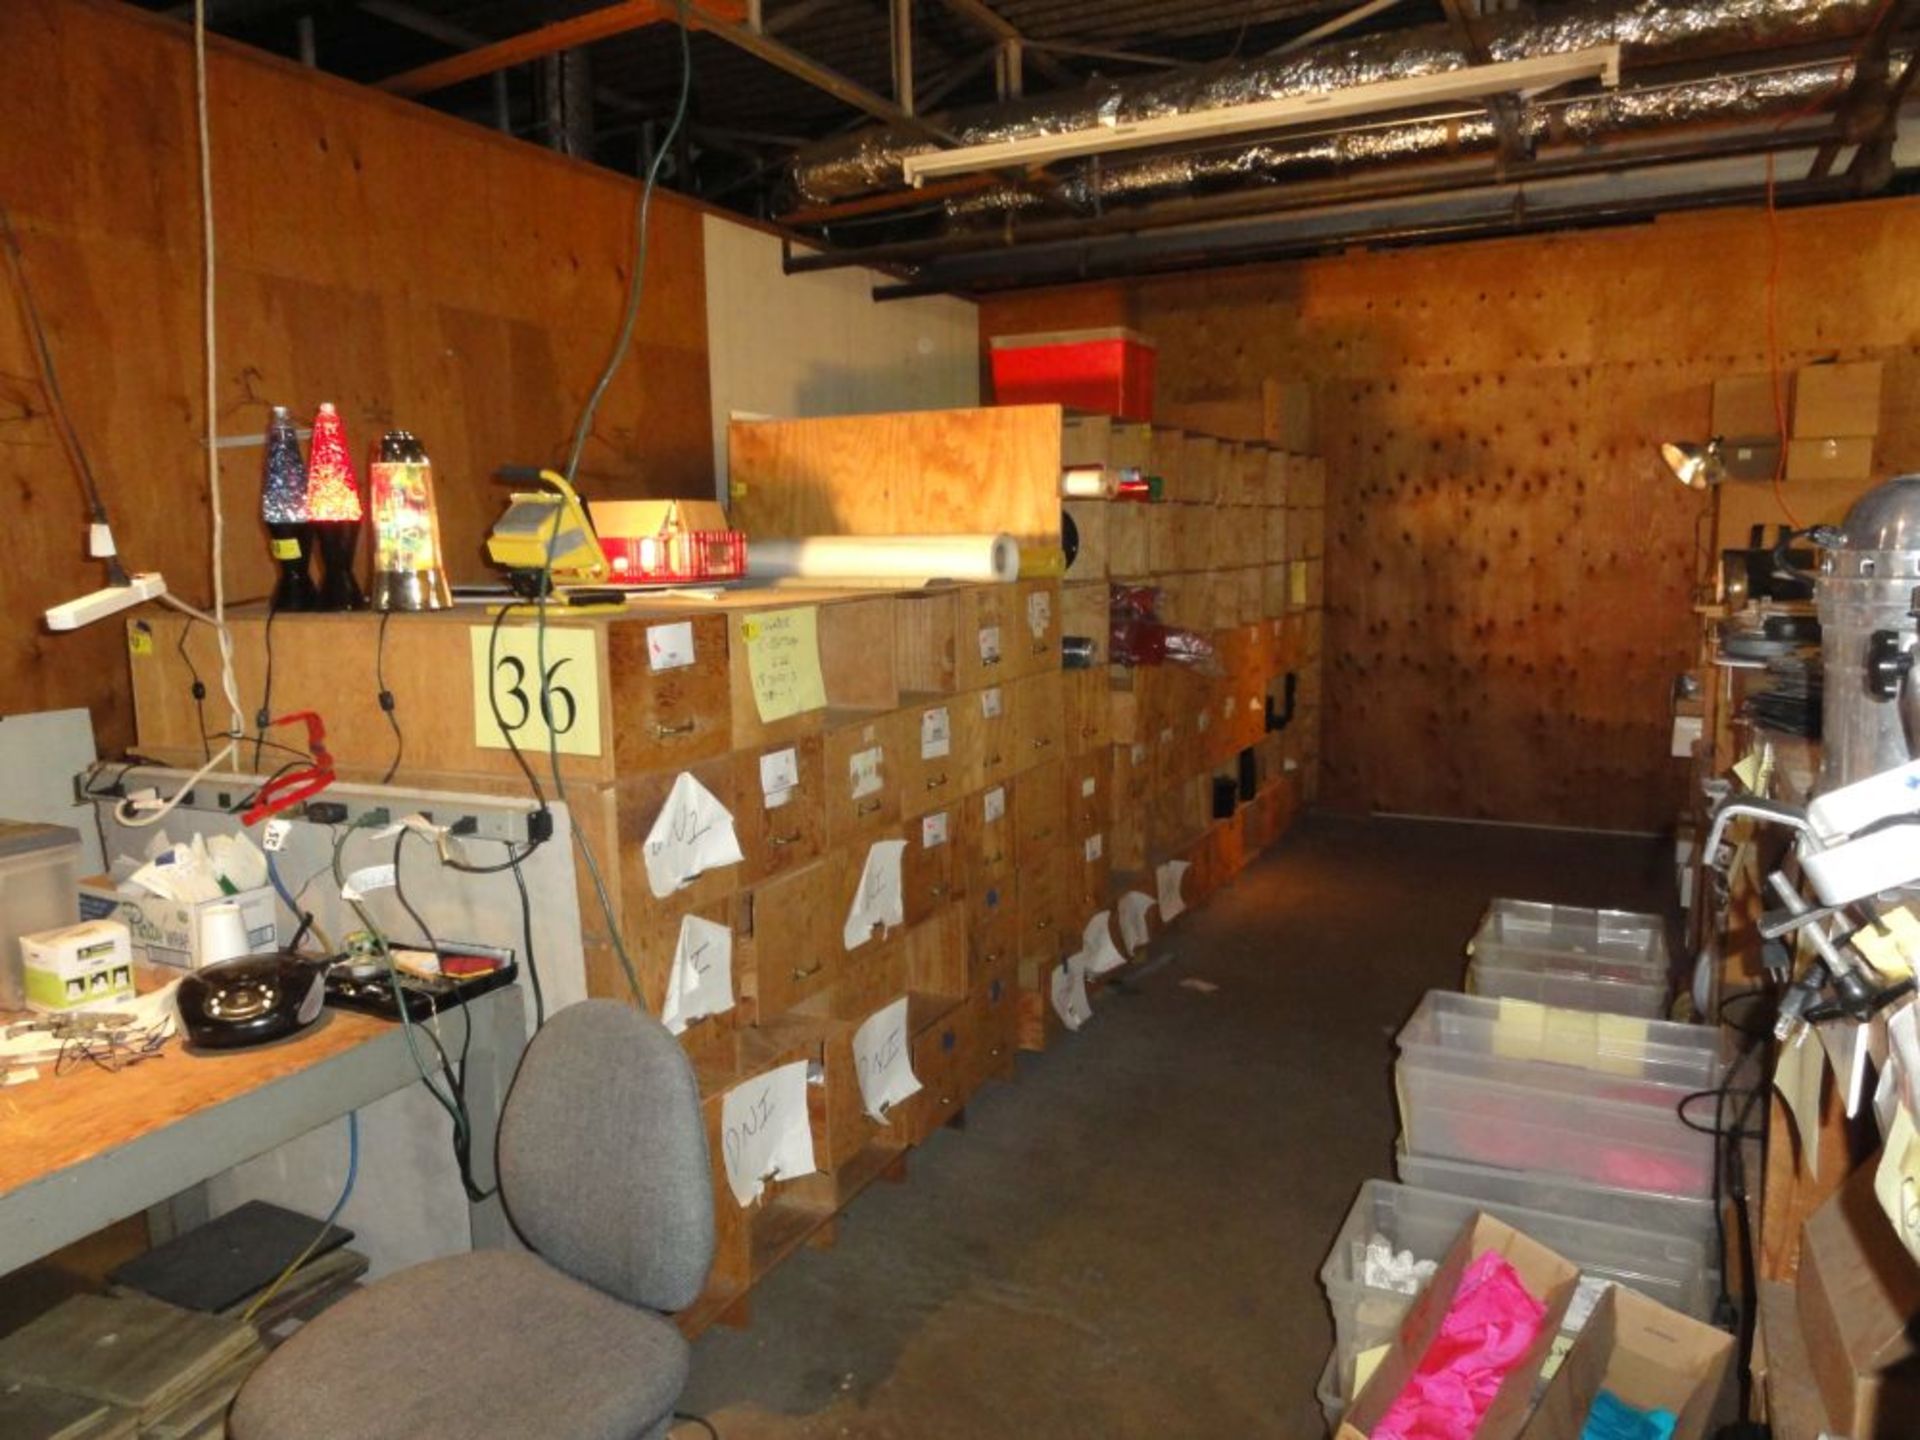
[901,45,1623,186]
[45,572,168,631]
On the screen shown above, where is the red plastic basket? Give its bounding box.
[601,529,747,585]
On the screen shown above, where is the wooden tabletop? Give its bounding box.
[0,1005,392,1200]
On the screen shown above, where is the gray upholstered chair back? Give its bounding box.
[496,1000,715,1314]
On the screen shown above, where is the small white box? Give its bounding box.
[76,877,277,970]
[21,918,134,1013]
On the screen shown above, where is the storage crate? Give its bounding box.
[1319,1180,1711,1397]
[1394,1149,1718,1267]
[1395,990,1725,1197]
[1467,899,1670,1017]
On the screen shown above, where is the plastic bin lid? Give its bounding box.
[0,821,82,859]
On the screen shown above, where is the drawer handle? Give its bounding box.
[652,720,697,738]
[925,774,949,790]
[770,830,803,847]
[856,798,883,816]
[790,960,824,982]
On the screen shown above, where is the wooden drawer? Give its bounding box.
[898,697,977,821]
[902,809,957,928]
[1013,755,1068,863]
[1007,580,1061,678]
[608,614,732,771]
[732,736,826,885]
[894,589,961,694]
[1068,748,1112,835]
[735,859,839,1024]
[824,710,903,848]
[613,756,740,920]
[955,586,1012,692]
[1011,671,1066,773]
[972,682,1015,789]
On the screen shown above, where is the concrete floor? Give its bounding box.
[676,813,1674,1440]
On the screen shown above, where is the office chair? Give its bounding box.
[230,1001,715,1440]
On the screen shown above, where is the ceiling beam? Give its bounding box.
[378,0,746,98]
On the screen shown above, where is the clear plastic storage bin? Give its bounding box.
[1466,899,1669,1017]
[0,821,83,1010]
[1394,989,1725,1196]
[1319,1180,1711,1398]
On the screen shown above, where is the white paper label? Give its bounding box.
[719,1061,816,1208]
[262,819,291,853]
[1026,590,1052,640]
[853,996,922,1123]
[759,747,799,810]
[978,625,1002,665]
[662,915,733,1035]
[983,786,1006,824]
[1084,833,1103,862]
[921,706,951,760]
[922,812,949,848]
[646,621,696,672]
[849,744,884,800]
[1080,776,1096,798]
[981,687,1003,719]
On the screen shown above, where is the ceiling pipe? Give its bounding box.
[786,0,1885,205]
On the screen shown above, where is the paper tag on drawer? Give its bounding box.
[646,621,696,671]
[759,747,799,810]
[1026,590,1051,640]
[983,786,1006,824]
[978,625,1002,666]
[1084,833,1103,862]
[849,745,885,799]
[981,687,1003,719]
[922,812,949,848]
[920,706,951,760]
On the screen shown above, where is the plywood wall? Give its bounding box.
[703,218,978,494]
[0,0,712,754]
[983,198,1920,831]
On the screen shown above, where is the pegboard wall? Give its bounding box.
[982,197,1920,831]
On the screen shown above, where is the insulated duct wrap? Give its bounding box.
[786,0,1881,206]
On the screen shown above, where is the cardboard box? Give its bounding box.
[1793,360,1882,438]
[1711,373,1779,438]
[1786,436,1874,484]
[1339,1214,1581,1440]
[22,918,134,1013]
[1518,1285,1733,1440]
[1797,1160,1920,1439]
[77,876,277,970]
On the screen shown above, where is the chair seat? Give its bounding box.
[229,1249,689,1440]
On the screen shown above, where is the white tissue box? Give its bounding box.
[76,876,277,970]
[21,918,134,1013]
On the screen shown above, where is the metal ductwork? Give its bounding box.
[786,0,1887,213]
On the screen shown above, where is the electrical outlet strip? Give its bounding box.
[45,573,167,631]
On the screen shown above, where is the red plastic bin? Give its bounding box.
[990,327,1156,421]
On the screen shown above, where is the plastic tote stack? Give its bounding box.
[1465,900,1670,1018]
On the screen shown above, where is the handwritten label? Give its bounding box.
[922,812,949,849]
[1084,833,1103,862]
[663,915,733,1034]
[759,747,799,810]
[978,625,1002,666]
[853,996,921,1123]
[742,608,826,724]
[981,687,1003,720]
[983,786,1006,824]
[843,838,907,950]
[1026,589,1052,640]
[849,744,885,800]
[646,620,696,672]
[920,706,951,760]
[642,772,745,900]
[470,624,603,758]
[719,1061,815,1207]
